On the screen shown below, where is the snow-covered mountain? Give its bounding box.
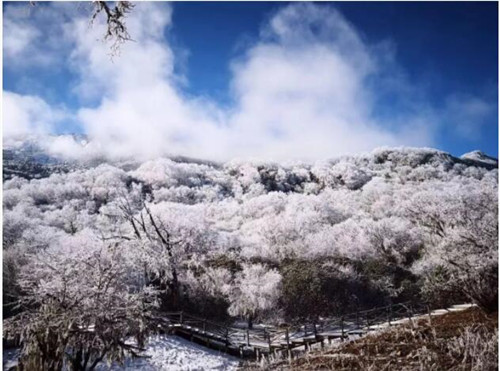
[4,135,497,371]
[461,150,498,167]
[3,135,497,182]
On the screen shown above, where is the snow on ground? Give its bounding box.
[4,336,240,371]
[101,335,241,371]
[4,305,475,370]
[3,348,20,370]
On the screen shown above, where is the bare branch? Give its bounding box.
[91,1,135,56]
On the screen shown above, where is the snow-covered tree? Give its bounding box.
[407,179,498,311]
[3,146,498,337]
[5,230,157,370]
[227,264,282,328]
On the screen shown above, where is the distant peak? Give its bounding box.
[461,150,498,166]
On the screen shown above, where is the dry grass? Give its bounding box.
[256,307,498,370]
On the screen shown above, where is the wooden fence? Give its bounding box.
[159,300,435,360]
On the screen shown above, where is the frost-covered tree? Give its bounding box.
[5,230,157,371]
[407,179,498,312]
[227,264,282,328]
[2,146,498,340]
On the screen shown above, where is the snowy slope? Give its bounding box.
[101,335,241,371]
[461,150,498,167]
[4,336,240,371]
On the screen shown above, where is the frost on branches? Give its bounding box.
[227,264,282,328]
[2,147,498,368]
[408,180,498,311]
[4,230,158,370]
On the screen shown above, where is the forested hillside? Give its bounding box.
[3,146,497,369]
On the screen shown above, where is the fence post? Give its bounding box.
[426,304,433,326]
[317,320,324,349]
[266,330,271,354]
[179,311,184,325]
[313,320,318,340]
[225,328,229,353]
[341,316,345,341]
[246,327,250,347]
[407,304,415,329]
[203,318,209,347]
[285,328,292,362]
[304,323,311,351]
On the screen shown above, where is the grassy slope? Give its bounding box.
[267,307,497,370]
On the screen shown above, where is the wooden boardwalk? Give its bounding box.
[159,301,437,360]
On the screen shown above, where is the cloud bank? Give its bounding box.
[3,91,67,145]
[2,2,494,162]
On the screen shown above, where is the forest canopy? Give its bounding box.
[3,146,498,368]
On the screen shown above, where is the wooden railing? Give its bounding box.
[159,300,436,359]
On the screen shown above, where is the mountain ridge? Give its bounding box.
[3,136,498,181]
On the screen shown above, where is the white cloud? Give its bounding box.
[3,17,40,61]
[2,91,67,146]
[2,3,80,69]
[444,94,494,139]
[225,4,418,160]
[2,2,473,162]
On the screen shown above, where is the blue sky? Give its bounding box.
[3,2,498,161]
